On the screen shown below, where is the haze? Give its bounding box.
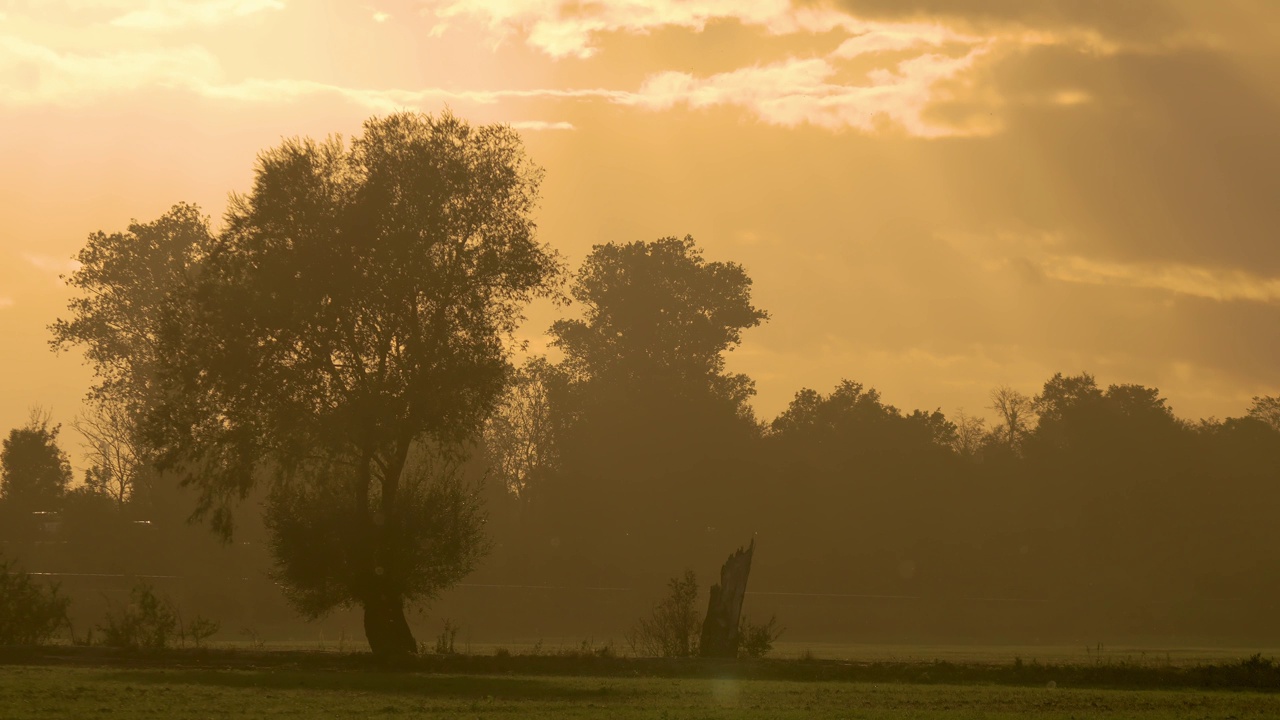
[2,0,1279,470]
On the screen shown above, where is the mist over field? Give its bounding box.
[3,2,1280,718]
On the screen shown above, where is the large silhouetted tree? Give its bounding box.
[529,236,769,575]
[0,409,72,515]
[552,235,767,405]
[54,112,561,657]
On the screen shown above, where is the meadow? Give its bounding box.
[2,646,1279,719]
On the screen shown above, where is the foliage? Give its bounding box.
[0,554,70,645]
[483,358,563,500]
[552,235,766,404]
[949,410,988,458]
[51,203,214,408]
[628,570,701,658]
[988,386,1035,452]
[51,204,211,510]
[737,614,784,658]
[54,111,561,657]
[75,401,153,507]
[182,615,221,648]
[99,584,179,650]
[0,408,73,512]
[264,443,489,619]
[433,619,459,655]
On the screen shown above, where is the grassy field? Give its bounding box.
[2,649,1279,719]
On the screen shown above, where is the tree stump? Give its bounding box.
[699,538,755,658]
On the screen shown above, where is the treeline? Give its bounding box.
[3,111,1278,649]
[4,231,1278,646]
[473,236,1280,644]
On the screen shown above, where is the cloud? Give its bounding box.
[0,296,13,309]
[109,0,285,29]
[24,253,80,274]
[946,231,1280,305]
[0,35,220,105]
[1041,256,1280,304]
[0,30,992,136]
[508,120,575,131]
[629,47,992,136]
[419,0,986,59]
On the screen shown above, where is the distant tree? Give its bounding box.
[75,402,152,507]
[552,235,767,406]
[540,236,768,570]
[1247,395,1280,432]
[51,202,213,423]
[1033,373,1104,427]
[0,409,73,514]
[482,357,563,501]
[988,385,1034,452]
[950,409,988,458]
[54,112,560,657]
[52,204,212,514]
[1104,383,1175,421]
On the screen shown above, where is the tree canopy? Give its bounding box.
[53,111,561,656]
[0,409,73,515]
[552,235,767,405]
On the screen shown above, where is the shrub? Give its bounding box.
[433,618,459,655]
[0,554,69,645]
[99,584,178,649]
[738,614,783,658]
[183,615,220,648]
[628,570,701,657]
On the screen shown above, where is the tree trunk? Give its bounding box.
[363,587,417,658]
[699,538,755,658]
[360,442,417,658]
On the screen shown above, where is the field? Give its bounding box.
[2,648,1279,719]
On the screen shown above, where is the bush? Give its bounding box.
[628,570,701,657]
[99,584,178,649]
[738,614,783,658]
[182,615,221,648]
[0,554,69,645]
[433,618,459,655]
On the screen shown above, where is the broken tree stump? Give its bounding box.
[699,538,755,658]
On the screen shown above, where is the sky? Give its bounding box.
[2,0,1279,474]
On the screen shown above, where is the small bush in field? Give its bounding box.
[628,570,701,658]
[184,615,220,648]
[99,584,178,649]
[737,614,784,658]
[0,554,70,645]
[434,619,459,655]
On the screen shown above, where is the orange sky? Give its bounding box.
[3,0,1279,474]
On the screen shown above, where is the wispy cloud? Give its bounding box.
[109,0,285,29]
[0,28,992,136]
[1042,255,1280,304]
[947,231,1280,304]
[25,253,81,274]
[508,120,575,131]
[629,47,992,136]
[421,0,960,59]
[0,296,14,309]
[0,35,220,105]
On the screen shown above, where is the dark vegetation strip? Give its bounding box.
[1,646,1278,692]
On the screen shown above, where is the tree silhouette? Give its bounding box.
[54,112,561,656]
[989,385,1034,452]
[1,409,72,515]
[552,235,767,404]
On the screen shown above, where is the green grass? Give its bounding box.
[1,659,1279,719]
